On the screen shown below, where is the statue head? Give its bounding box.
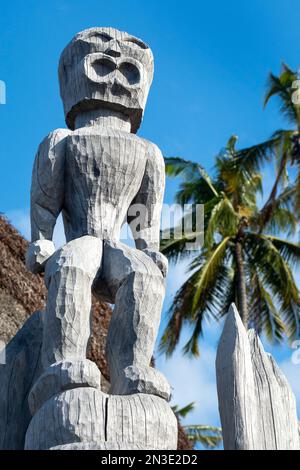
[59,27,154,133]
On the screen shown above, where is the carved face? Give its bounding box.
[59,27,154,132]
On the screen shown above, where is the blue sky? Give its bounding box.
[1,0,300,447]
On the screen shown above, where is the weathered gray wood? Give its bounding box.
[28,359,101,415]
[22,26,176,450]
[216,303,299,450]
[59,27,154,133]
[216,304,260,449]
[0,311,44,450]
[25,388,177,450]
[249,330,299,449]
[26,27,170,403]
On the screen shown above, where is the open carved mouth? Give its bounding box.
[91,57,140,86]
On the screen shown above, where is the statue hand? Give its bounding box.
[26,240,56,274]
[143,249,168,278]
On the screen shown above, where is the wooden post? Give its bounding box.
[216,303,299,450]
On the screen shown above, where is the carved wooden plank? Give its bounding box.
[216,304,260,449]
[216,303,299,450]
[0,311,43,450]
[249,330,299,449]
[25,388,177,450]
[4,26,176,450]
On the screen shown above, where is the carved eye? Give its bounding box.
[125,38,148,50]
[119,62,140,85]
[92,58,116,77]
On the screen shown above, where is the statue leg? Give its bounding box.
[27,236,103,415]
[42,235,103,368]
[101,240,170,401]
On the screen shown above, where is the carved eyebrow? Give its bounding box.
[124,37,148,49]
[88,32,113,42]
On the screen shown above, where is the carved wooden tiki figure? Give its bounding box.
[26,27,172,424]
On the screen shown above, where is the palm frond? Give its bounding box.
[265,235,300,267]
[182,262,234,356]
[295,170,300,213]
[160,225,203,263]
[247,266,285,342]
[226,134,238,155]
[272,185,297,209]
[233,137,279,174]
[204,197,238,248]
[162,121,299,350]
[259,161,296,231]
[184,425,223,449]
[192,237,231,313]
[245,232,300,337]
[164,156,198,178]
[172,402,195,418]
[264,66,300,125]
[175,178,217,206]
[264,207,297,236]
[164,157,219,197]
[159,270,200,356]
[159,244,233,357]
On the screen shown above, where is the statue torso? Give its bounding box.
[63,126,148,241]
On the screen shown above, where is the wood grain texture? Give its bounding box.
[25,388,177,450]
[27,27,169,402]
[59,27,154,133]
[216,303,299,450]
[249,330,299,449]
[0,213,113,381]
[23,27,174,450]
[216,304,259,449]
[0,216,185,449]
[0,311,44,450]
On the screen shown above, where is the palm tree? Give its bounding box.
[234,63,300,216]
[160,136,300,356]
[173,403,222,449]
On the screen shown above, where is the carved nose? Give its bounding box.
[105,42,121,58]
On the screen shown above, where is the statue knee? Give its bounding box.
[116,267,165,306]
[133,252,165,295]
[45,236,102,288]
[102,243,165,301]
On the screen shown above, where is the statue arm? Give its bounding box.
[26,129,69,273]
[128,143,168,276]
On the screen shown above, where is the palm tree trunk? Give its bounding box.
[234,240,248,328]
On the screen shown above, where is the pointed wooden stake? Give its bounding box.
[216,303,299,450]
